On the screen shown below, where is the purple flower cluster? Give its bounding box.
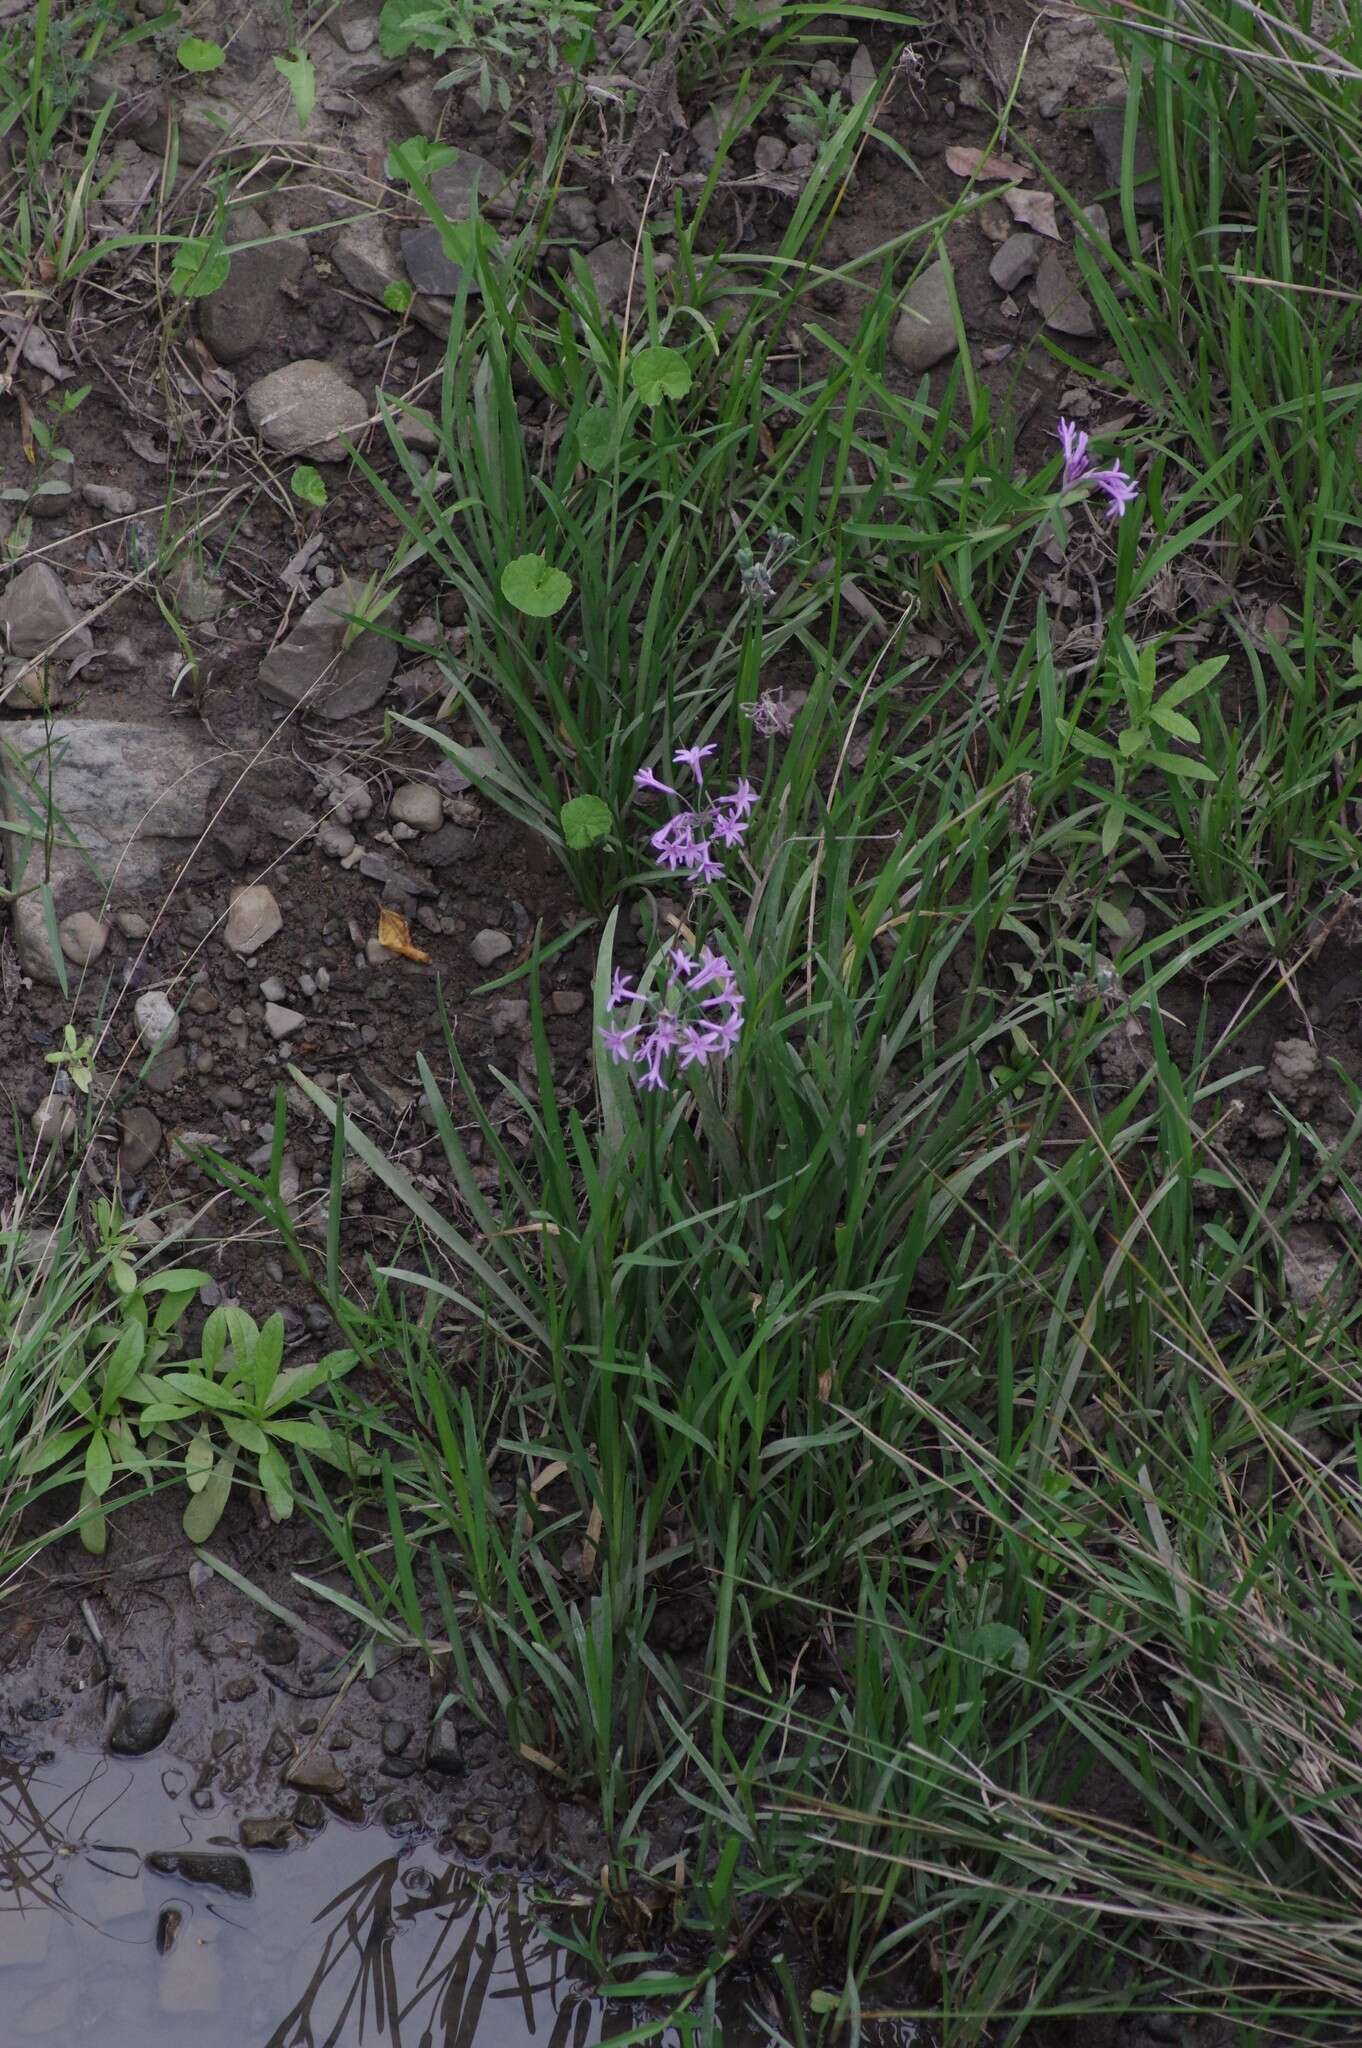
[634,745,757,884]
[1056,418,1139,520]
[601,944,744,1090]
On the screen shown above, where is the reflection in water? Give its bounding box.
[0,1748,699,2047]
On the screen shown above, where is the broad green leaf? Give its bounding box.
[631,344,691,407]
[1117,724,1149,758]
[182,1454,236,1542]
[185,1429,215,1492]
[161,1371,242,1411]
[253,1312,286,1408]
[201,1305,228,1370]
[224,1415,269,1455]
[84,1431,113,1498]
[110,1257,136,1297]
[170,237,229,300]
[500,553,572,618]
[78,1480,107,1556]
[104,1317,146,1404]
[291,465,327,508]
[383,280,414,314]
[266,1419,335,1452]
[560,794,613,850]
[577,405,618,471]
[21,1425,90,1479]
[273,48,315,130]
[385,136,459,187]
[176,36,225,72]
[1160,653,1227,709]
[1149,705,1201,743]
[223,1306,259,1375]
[258,1444,294,1520]
[1146,750,1218,781]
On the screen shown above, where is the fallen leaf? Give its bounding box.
[123,429,169,466]
[1264,602,1292,643]
[376,906,431,963]
[1002,187,1060,238]
[0,316,68,380]
[946,144,1030,181]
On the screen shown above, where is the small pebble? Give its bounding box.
[391,782,443,832]
[551,989,585,1016]
[264,1003,306,1041]
[59,910,109,967]
[225,883,282,956]
[470,928,512,968]
[32,1093,75,1148]
[134,989,180,1053]
[259,976,288,1002]
[318,821,356,859]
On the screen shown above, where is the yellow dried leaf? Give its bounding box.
[945,144,1030,181]
[377,907,431,963]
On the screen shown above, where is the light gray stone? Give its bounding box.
[989,234,1042,292]
[429,149,513,220]
[0,563,92,663]
[134,989,180,1052]
[264,1002,306,1040]
[32,1093,75,1147]
[470,927,512,967]
[224,884,281,957]
[890,261,957,373]
[59,910,108,966]
[390,782,442,832]
[400,225,467,298]
[257,578,397,720]
[1033,246,1096,337]
[1,720,223,983]
[244,360,369,462]
[331,215,405,302]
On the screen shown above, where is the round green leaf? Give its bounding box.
[500,553,572,619]
[290,464,328,508]
[560,794,613,850]
[383,279,414,314]
[631,344,692,408]
[577,405,619,473]
[176,36,225,72]
[170,237,230,300]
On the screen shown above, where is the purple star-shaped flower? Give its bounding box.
[672,742,717,786]
[1090,463,1139,520]
[1057,417,1091,488]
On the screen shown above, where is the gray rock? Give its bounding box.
[224,884,282,957]
[429,149,513,220]
[264,1002,306,1040]
[401,224,469,298]
[284,1751,364,1821]
[239,1816,299,1851]
[59,910,109,966]
[318,821,356,858]
[258,975,287,1003]
[382,1793,420,1830]
[470,928,512,968]
[421,823,475,868]
[1033,246,1096,337]
[426,1714,464,1775]
[0,563,93,663]
[1284,1226,1345,1312]
[4,657,63,710]
[1090,103,1162,217]
[118,1106,162,1176]
[890,260,957,374]
[393,80,441,137]
[134,990,180,1052]
[551,988,584,1015]
[390,782,442,832]
[331,214,405,302]
[989,234,1042,292]
[245,360,370,462]
[585,238,634,315]
[257,578,398,720]
[491,998,529,1036]
[198,204,307,366]
[381,1720,414,1757]
[753,134,787,172]
[110,1695,175,1756]
[555,193,600,246]
[83,483,138,517]
[846,44,877,100]
[145,1850,252,1897]
[31,1094,75,1148]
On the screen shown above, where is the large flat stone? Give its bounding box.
[1,720,223,982]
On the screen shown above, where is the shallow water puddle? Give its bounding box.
[0,1746,680,2045]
